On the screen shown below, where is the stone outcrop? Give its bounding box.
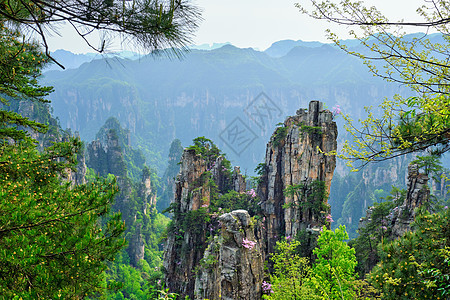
[391,163,430,238]
[163,149,211,298]
[232,167,246,193]
[68,146,87,185]
[86,128,127,178]
[158,139,184,211]
[258,100,337,255]
[139,168,157,208]
[127,223,145,267]
[164,101,338,297]
[86,120,157,268]
[194,210,264,300]
[126,169,157,267]
[163,148,263,299]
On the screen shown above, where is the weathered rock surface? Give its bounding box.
[86,122,157,268]
[391,163,430,238]
[194,210,264,300]
[68,146,87,185]
[164,101,338,297]
[163,149,210,298]
[232,166,246,193]
[258,100,337,255]
[139,168,157,208]
[127,223,145,267]
[86,129,127,178]
[163,147,263,299]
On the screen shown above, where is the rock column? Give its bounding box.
[258,101,337,255]
[391,163,430,238]
[194,210,264,300]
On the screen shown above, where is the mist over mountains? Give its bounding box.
[42,38,411,174]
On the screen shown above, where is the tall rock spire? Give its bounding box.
[258,100,338,255]
[163,101,339,297]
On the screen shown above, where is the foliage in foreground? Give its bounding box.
[264,226,380,300]
[310,225,357,299]
[0,139,126,298]
[262,239,318,300]
[369,207,450,299]
[349,187,406,277]
[0,19,126,298]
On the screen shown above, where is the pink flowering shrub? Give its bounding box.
[246,188,256,198]
[326,214,334,223]
[332,104,341,117]
[242,238,256,250]
[262,281,273,294]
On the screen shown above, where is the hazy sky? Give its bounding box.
[47,0,425,53]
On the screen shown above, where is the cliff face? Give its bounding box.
[163,147,263,299]
[44,45,401,175]
[68,148,87,185]
[163,149,210,297]
[258,101,337,255]
[232,166,246,193]
[86,120,156,268]
[163,101,338,297]
[391,163,430,238]
[194,210,264,300]
[139,168,157,208]
[86,129,127,178]
[158,139,184,211]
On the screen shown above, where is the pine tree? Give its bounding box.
[0,0,201,63]
[0,21,126,298]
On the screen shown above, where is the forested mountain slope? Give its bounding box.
[42,42,405,175]
[41,39,423,239]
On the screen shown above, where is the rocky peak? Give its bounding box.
[139,167,156,208]
[258,100,337,256]
[86,128,127,178]
[391,163,430,238]
[163,102,339,297]
[127,223,145,268]
[163,140,264,299]
[163,148,211,298]
[68,146,87,186]
[232,166,246,193]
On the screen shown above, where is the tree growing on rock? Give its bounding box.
[369,207,450,299]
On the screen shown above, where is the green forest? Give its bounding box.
[1,0,450,299]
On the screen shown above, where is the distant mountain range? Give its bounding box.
[46,32,445,71]
[42,36,422,173]
[40,34,449,240]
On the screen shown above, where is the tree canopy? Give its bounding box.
[0,23,52,141]
[0,8,129,298]
[0,0,201,67]
[299,0,450,169]
[0,138,126,298]
[369,207,450,299]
